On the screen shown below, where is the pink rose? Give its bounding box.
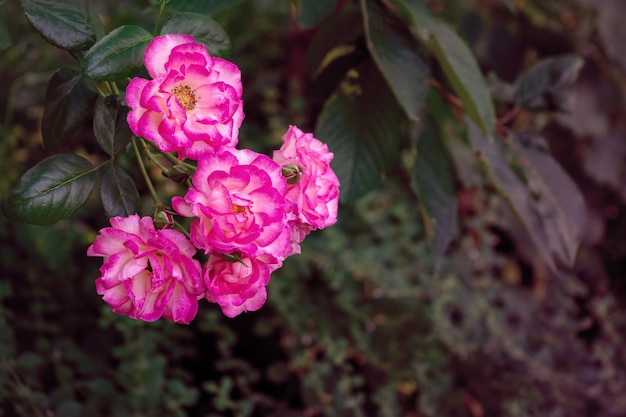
[126,34,244,159]
[204,253,281,318]
[273,126,340,230]
[87,215,204,324]
[172,148,291,260]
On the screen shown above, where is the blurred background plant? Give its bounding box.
[2,0,626,416]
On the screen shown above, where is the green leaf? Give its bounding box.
[165,0,245,15]
[83,25,152,81]
[298,0,337,28]
[19,0,96,51]
[316,62,406,203]
[513,54,584,112]
[42,68,98,150]
[305,5,363,76]
[94,95,132,156]
[87,2,106,41]
[160,12,231,57]
[514,133,586,266]
[411,116,457,263]
[2,154,97,225]
[100,164,140,218]
[467,120,584,270]
[360,0,430,120]
[400,1,496,135]
[0,6,12,51]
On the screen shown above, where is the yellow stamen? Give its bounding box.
[231,204,247,215]
[171,84,199,111]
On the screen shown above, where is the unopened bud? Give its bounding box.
[281,164,305,184]
[154,210,174,230]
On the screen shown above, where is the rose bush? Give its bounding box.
[87,215,204,324]
[172,148,292,261]
[126,34,244,160]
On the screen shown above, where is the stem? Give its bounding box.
[153,0,167,36]
[146,141,196,171]
[140,139,169,172]
[110,81,120,96]
[132,136,162,206]
[173,220,191,239]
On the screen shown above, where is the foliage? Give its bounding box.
[2,0,626,416]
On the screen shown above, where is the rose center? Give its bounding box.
[171,84,198,111]
[231,204,248,215]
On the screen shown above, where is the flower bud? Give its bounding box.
[281,163,305,184]
[154,210,174,230]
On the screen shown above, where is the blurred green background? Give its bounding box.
[2,0,626,416]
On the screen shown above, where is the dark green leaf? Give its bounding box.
[595,1,626,70]
[298,0,337,28]
[467,120,584,270]
[100,164,140,218]
[400,1,496,135]
[513,54,584,112]
[87,2,105,41]
[316,62,406,203]
[56,401,82,417]
[160,12,230,57]
[361,0,430,120]
[42,68,98,150]
[94,95,132,156]
[514,132,586,265]
[17,352,44,370]
[411,116,457,262]
[19,0,95,51]
[0,7,12,51]
[165,0,245,15]
[83,25,152,81]
[2,154,97,225]
[305,5,363,76]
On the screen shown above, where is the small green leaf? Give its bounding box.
[42,68,98,150]
[0,7,12,51]
[94,95,132,156]
[100,164,140,218]
[316,62,406,203]
[19,0,96,51]
[467,120,585,270]
[160,12,231,57]
[298,0,337,28]
[400,1,496,135]
[165,0,245,15]
[361,0,430,120]
[411,116,457,263]
[83,25,152,81]
[2,154,97,225]
[513,54,584,112]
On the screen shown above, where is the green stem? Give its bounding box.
[173,220,191,239]
[132,136,162,206]
[110,81,120,96]
[94,83,107,98]
[140,139,169,172]
[153,0,167,36]
[146,141,196,171]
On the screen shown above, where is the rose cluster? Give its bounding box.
[88,34,339,322]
